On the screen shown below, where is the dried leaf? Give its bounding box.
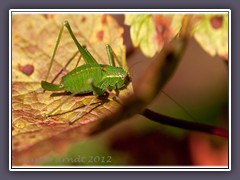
[12,14,132,165]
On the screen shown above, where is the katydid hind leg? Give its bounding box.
[82,45,97,65]
[64,21,98,65]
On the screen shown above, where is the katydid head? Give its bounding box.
[104,65,130,89]
[117,70,131,89]
[115,68,131,89]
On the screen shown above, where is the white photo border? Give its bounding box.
[9,9,231,171]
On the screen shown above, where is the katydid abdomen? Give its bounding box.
[61,64,104,94]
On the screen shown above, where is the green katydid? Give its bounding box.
[41,21,130,124]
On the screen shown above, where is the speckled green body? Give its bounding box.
[61,63,128,95]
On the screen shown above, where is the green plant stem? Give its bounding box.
[141,108,228,138]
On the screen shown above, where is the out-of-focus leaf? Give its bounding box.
[125,14,183,57]
[125,14,228,60]
[193,14,228,60]
[125,15,158,57]
[12,14,132,165]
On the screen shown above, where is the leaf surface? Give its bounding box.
[12,14,132,165]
